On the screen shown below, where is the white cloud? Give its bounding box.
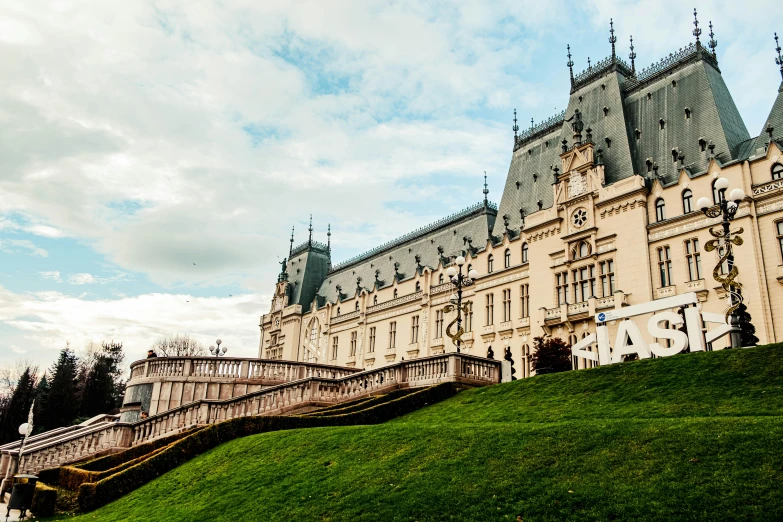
[9,345,27,354]
[39,271,62,282]
[0,284,268,366]
[0,239,48,257]
[67,273,96,285]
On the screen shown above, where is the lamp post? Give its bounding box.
[696,177,746,348]
[444,256,479,353]
[209,339,228,357]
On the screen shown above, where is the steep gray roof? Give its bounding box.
[493,43,752,237]
[314,202,497,306]
[285,241,330,313]
[751,82,783,154]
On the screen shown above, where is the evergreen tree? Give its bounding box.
[735,302,758,347]
[0,368,37,444]
[33,374,50,434]
[41,347,80,431]
[80,341,126,417]
[531,336,572,375]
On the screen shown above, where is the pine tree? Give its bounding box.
[531,336,572,375]
[33,374,50,434]
[735,302,759,347]
[0,367,37,444]
[80,341,126,417]
[41,347,80,431]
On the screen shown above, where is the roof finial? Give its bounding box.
[609,18,617,61]
[629,35,637,75]
[289,226,295,256]
[512,109,519,140]
[775,33,783,80]
[327,223,331,251]
[483,171,489,206]
[567,44,574,85]
[692,8,702,46]
[530,118,534,129]
[308,214,313,246]
[587,56,592,69]
[708,21,717,58]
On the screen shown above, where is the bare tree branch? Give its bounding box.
[151,334,206,357]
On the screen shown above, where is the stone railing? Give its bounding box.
[596,296,615,309]
[545,307,561,320]
[429,282,453,295]
[7,353,501,474]
[331,310,360,325]
[129,357,359,382]
[366,291,423,314]
[568,301,590,316]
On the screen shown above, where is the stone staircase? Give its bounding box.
[0,353,502,479]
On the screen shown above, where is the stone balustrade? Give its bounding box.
[7,353,501,474]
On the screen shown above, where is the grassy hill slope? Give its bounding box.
[57,345,783,521]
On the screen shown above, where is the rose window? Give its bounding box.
[572,208,588,227]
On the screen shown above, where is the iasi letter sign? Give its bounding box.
[571,292,732,365]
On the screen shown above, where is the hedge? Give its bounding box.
[78,383,458,512]
[32,481,57,518]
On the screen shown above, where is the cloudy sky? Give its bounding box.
[1,0,780,370]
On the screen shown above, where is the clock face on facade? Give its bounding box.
[572,208,588,227]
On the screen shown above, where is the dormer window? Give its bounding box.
[516,181,520,189]
[374,296,378,305]
[355,302,359,311]
[646,159,653,173]
[635,129,641,140]
[655,198,666,222]
[647,92,652,100]
[772,163,783,180]
[504,248,511,269]
[415,281,421,292]
[672,149,679,163]
[684,108,691,119]
[659,119,665,130]
[603,106,609,117]
[533,174,538,182]
[537,201,543,210]
[393,289,398,298]
[488,254,494,274]
[439,273,444,284]
[699,138,707,152]
[672,80,677,88]
[605,137,611,149]
[337,307,341,316]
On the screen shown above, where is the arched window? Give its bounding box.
[682,189,693,214]
[773,163,783,181]
[355,301,359,311]
[439,273,444,284]
[415,281,421,292]
[504,249,511,268]
[393,289,398,298]
[571,241,591,260]
[521,243,528,263]
[487,254,494,273]
[373,295,378,305]
[337,307,341,316]
[467,264,473,273]
[712,180,724,204]
[655,198,666,222]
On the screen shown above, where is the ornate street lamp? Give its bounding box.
[209,339,228,357]
[444,256,479,353]
[696,177,745,348]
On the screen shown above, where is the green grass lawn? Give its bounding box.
[56,344,783,521]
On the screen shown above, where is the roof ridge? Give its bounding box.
[328,201,497,273]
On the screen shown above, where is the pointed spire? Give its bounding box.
[308,214,313,246]
[692,8,702,47]
[609,18,617,61]
[587,57,592,69]
[776,33,783,80]
[289,226,295,256]
[512,109,519,140]
[629,35,637,75]
[567,44,574,85]
[327,223,331,251]
[708,21,717,58]
[530,118,534,129]
[483,171,489,207]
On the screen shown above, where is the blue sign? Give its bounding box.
[597,312,606,322]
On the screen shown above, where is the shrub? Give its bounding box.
[32,481,57,518]
[531,336,573,374]
[77,383,457,512]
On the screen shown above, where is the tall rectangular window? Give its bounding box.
[389,322,396,349]
[658,246,673,287]
[435,310,443,338]
[411,315,419,343]
[368,327,376,353]
[331,336,338,360]
[556,272,569,305]
[502,289,511,322]
[466,302,473,332]
[777,221,783,260]
[685,238,703,281]
[350,331,357,356]
[485,293,494,325]
[519,284,529,318]
[571,265,595,302]
[600,259,615,297]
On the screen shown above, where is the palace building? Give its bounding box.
[260,18,783,375]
